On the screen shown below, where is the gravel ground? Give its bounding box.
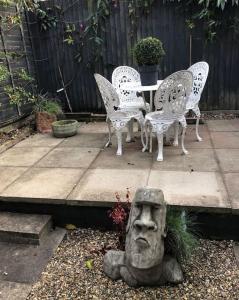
[27,229,239,300]
[201,112,239,120]
[0,126,32,146]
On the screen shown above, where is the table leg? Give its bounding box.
[150,91,153,111]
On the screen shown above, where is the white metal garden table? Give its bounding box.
[120,80,163,111]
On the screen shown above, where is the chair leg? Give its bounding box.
[156,132,164,161]
[149,126,153,153]
[126,119,134,143]
[116,129,123,156]
[105,119,112,148]
[139,122,146,150]
[142,122,148,152]
[196,117,202,142]
[173,121,179,147]
[192,106,202,142]
[181,127,188,155]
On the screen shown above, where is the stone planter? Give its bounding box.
[52,120,78,138]
[35,112,57,133]
[139,65,159,86]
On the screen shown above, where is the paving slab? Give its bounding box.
[110,134,146,152]
[215,149,239,172]
[0,227,65,284]
[207,119,239,132]
[152,148,219,172]
[1,168,85,203]
[0,212,51,244]
[36,147,101,168]
[147,170,230,210]
[79,122,109,133]
[0,167,27,193]
[67,168,150,205]
[210,132,239,149]
[15,133,64,148]
[183,125,213,149]
[0,281,32,300]
[224,173,239,211]
[91,147,153,170]
[0,147,51,167]
[59,133,108,148]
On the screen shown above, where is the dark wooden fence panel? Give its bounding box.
[0,4,35,127]
[28,1,239,113]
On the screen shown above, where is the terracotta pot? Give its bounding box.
[35,112,57,133]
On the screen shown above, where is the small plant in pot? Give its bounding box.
[34,94,62,133]
[133,37,165,85]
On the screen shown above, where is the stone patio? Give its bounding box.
[0,119,238,213]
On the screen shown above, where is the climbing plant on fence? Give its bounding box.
[1,0,238,67]
[1,0,238,115]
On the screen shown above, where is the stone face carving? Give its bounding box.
[104,188,183,286]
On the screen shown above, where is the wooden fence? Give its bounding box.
[1,0,239,122]
[0,4,35,127]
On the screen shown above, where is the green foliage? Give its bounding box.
[0,51,25,60]
[172,0,239,41]
[0,0,57,31]
[35,7,58,31]
[63,24,76,45]
[16,68,34,82]
[3,66,36,105]
[0,64,10,82]
[133,37,165,66]
[165,209,198,262]
[4,85,35,106]
[0,0,12,6]
[33,94,62,114]
[128,0,156,33]
[75,0,110,66]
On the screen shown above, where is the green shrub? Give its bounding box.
[33,94,62,115]
[165,208,198,262]
[0,64,10,82]
[133,37,165,66]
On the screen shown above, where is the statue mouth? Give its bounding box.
[135,237,150,247]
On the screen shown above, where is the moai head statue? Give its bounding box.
[125,188,167,270]
[103,187,183,287]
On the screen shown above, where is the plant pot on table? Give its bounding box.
[139,65,159,86]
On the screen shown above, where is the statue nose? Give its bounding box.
[133,205,157,231]
[134,219,157,231]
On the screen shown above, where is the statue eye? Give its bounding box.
[153,205,160,210]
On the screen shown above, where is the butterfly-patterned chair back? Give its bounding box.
[188,62,209,106]
[112,66,141,105]
[94,74,120,116]
[154,70,193,119]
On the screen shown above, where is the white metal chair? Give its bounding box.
[94,73,145,156]
[144,70,193,161]
[173,62,209,145]
[112,66,150,142]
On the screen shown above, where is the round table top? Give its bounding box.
[120,80,163,92]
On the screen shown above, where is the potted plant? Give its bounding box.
[133,37,165,85]
[33,94,62,133]
[3,67,63,134]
